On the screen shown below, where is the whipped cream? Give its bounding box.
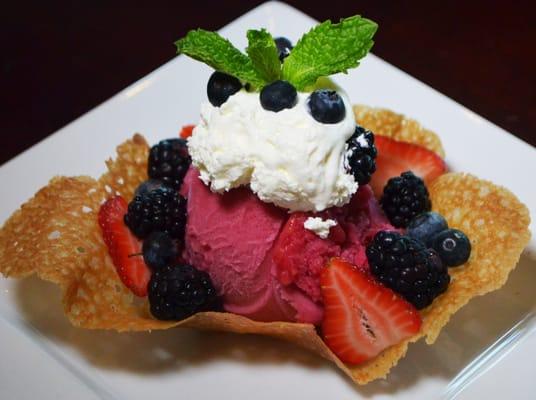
[188,89,357,212]
[303,217,337,239]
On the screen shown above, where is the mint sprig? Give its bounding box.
[281,16,378,90]
[246,29,281,83]
[175,15,377,91]
[175,29,264,88]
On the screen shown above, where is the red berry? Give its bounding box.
[272,213,339,302]
[370,135,446,197]
[98,196,151,296]
[321,258,422,364]
[179,124,195,139]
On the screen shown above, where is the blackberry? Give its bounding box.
[344,125,377,185]
[381,171,431,228]
[148,138,191,190]
[366,231,450,309]
[149,264,220,321]
[124,187,187,239]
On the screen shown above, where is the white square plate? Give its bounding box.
[1,2,535,399]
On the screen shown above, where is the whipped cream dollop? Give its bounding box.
[188,89,358,212]
[303,217,338,239]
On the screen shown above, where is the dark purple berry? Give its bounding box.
[274,37,293,60]
[366,231,450,309]
[344,125,377,185]
[381,171,431,228]
[260,80,297,112]
[307,90,346,124]
[142,231,180,271]
[124,187,187,240]
[134,179,167,197]
[431,228,471,267]
[149,264,220,320]
[148,139,190,190]
[207,71,242,107]
[407,211,448,246]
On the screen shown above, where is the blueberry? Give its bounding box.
[407,212,448,246]
[142,231,180,271]
[274,37,293,61]
[260,80,297,112]
[207,71,242,107]
[134,179,167,197]
[431,229,471,267]
[307,89,346,124]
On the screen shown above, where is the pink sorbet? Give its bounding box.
[181,167,395,325]
[181,168,321,323]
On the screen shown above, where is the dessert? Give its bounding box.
[0,15,531,386]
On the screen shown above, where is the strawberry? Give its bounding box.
[98,196,151,296]
[179,124,195,139]
[321,258,421,364]
[370,135,446,197]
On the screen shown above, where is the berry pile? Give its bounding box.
[98,132,220,321]
[363,167,470,310]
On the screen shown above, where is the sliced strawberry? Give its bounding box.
[321,258,421,364]
[179,124,195,139]
[98,196,151,296]
[371,135,447,197]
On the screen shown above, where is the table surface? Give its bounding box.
[2,1,534,165]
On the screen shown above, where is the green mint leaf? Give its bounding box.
[281,16,378,90]
[175,29,264,88]
[246,29,281,83]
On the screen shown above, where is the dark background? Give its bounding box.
[2,1,535,165]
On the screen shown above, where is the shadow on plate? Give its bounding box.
[14,252,536,395]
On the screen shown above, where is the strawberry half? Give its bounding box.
[321,258,422,364]
[370,135,446,197]
[179,124,195,139]
[98,196,151,296]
